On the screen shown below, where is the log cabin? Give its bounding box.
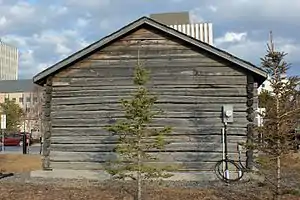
[33,16,268,180]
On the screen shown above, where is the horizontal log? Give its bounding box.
[50,151,246,163]
[54,66,246,78]
[51,135,247,144]
[51,96,247,105]
[51,127,247,136]
[51,110,247,119]
[49,161,246,171]
[52,84,246,90]
[88,52,224,61]
[118,30,173,41]
[86,58,227,68]
[99,46,204,54]
[51,103,248,112]
[101,44,193,51]
[50,142,247,153]
[51,118,248,128]
[53,76,247,86]
[92,51,218,61]
[52,87,247,98]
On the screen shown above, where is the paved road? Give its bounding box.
[0,144,41,155]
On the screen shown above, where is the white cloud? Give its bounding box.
[0,16,7,27]
[20,49,35,65]
[55,43,72,56]
[65,0,111,8]
[190,8,205,23]
[76,18,90,27]
[1,34,27,47]
[9,1,35,19]
[215,32,247,45]
[0,0,299,78]
[49,5,68,15]
[33,30,68,45]
[208,5,217,12]
[215,32,300,68]
[191,0,300,22]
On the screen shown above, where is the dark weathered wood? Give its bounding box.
[52,87,247,98]
[50,161,246,171]
[42,77,53,170]
[50,151,247,162]
[51,135,247,144]
[51,110,247,119]
[51,103,248,112]
[246,75,258,169]
[90,51,220,61]
[52,84,246,90]
[51,96,247,105]
[54,66,246,78]
[51,127,247,136]
[51,118,249,128]
[46,26,252,175]
[52,75,247,86]
[51,142,246,153]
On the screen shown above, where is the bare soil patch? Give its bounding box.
[0,154,41,173]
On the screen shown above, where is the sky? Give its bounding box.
[0,0,299,79]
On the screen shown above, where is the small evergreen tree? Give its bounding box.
[254,32,300,200]
[105,60,173,200]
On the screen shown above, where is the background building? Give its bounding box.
[0,40,18,80]
[0,79,42,138]
[150,12,214,45]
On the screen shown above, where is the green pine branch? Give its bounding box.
[105,61,175,184]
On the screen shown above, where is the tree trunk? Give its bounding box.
[275,87,281,200]
[275,155,281,200]
[137,140,142,200]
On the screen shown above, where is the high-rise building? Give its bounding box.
[0,40,18,80]
[150,12,214,45]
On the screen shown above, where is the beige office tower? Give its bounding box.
[0,41,18,80]
[150,12,213,45]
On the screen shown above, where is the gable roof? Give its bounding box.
[33,16,268,85]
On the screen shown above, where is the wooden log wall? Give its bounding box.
[48,26,250,173]
[246,75,258,169]
[42,77,52,170]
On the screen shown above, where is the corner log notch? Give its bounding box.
[246,75,258,169]
[42,77,53,170]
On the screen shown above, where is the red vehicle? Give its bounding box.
[0,134,21,146]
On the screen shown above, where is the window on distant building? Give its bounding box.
[262,84,265,88]
[19,97,23,103]
[12,98,16,102]
[33,97,38,103]
[26,97,31,103]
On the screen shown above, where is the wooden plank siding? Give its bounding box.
[48,26,250,173]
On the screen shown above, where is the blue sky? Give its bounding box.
[0,0,299,78]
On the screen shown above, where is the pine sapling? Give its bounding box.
[105,60,174,200]
[254,32,300,200]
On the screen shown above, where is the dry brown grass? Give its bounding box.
[0,182,298,200]
[0,154,41,173]
[0,183,219,200]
